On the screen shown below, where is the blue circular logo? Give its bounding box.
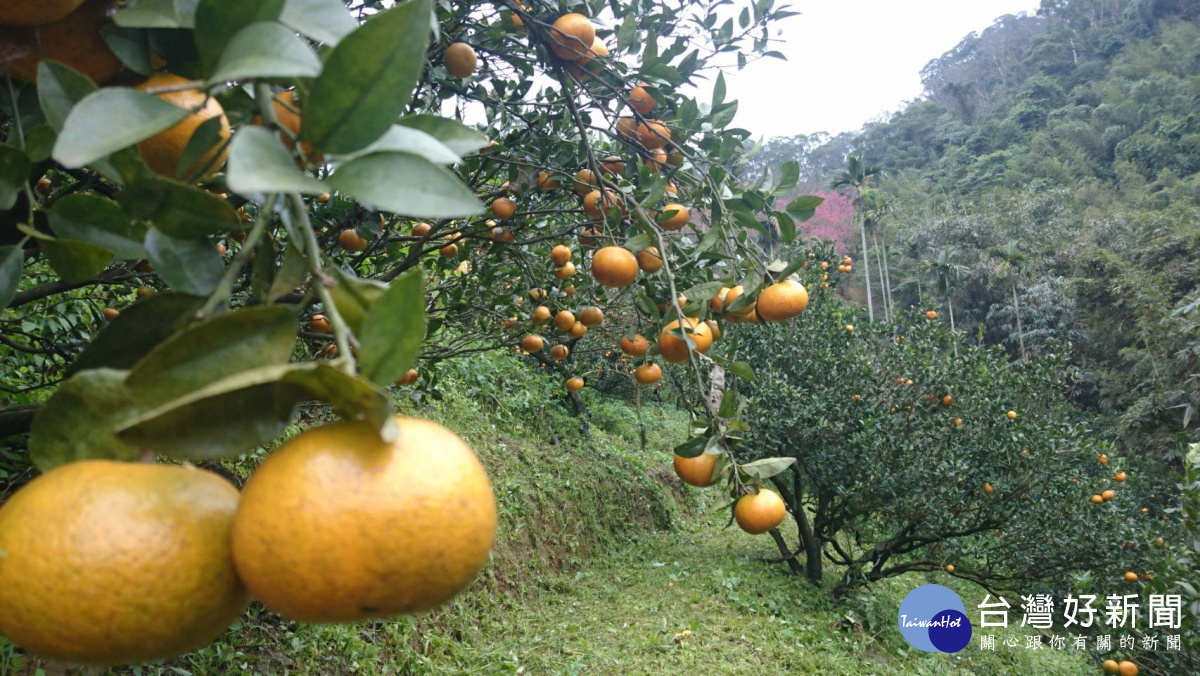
[897,584,972,653]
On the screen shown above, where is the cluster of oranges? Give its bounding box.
[0,417,497,666]
[1102,658,1140,675]
[1090,468,1128,504]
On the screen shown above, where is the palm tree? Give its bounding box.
[831,155,884,322]
[922,247,967,356]
[860,190,893,322]
[902,240,925,297]
[988,239,1029,361]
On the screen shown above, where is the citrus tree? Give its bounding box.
[0,0,839,667]
[726,289,1171,597]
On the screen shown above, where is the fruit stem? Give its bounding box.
[196,193,278,319]
[289,192,355,373]
[5,74,37,226]
[250,82,355,373]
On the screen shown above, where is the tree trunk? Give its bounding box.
[1012,279,1026,361]
[948,297,958,358]
[872,231,889,322]
[769,529,804,576]
[881,242,895,320]
[860,218,874,322]
[771,469,823,584]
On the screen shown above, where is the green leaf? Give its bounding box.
[39,238,114,283]
[785,195,824,222]
[739,457,796,481]
[775,211,796,245]
[119,376,296,460]
[226,126,328,196]
[249,234,277,302]
[617,14,636,51]
[329,267,388,335]
[193,0,284,72]
[207,22,323,85]
[29,369,139,471]
[114,0,197,28]
[266,242,309,303]
[116,361,394,460]
[122,175,241,238]
[638,175,668,209]
[354,125,461,164]
[710,100,738,128]
[53,88,190,168]
[68,292,204,375]
[37,60,99,133]
[173,116,228,180]
[0,145,31,210]
[357,269,426,387]
[280,0,358,46]
[395,115,488,156]
[302,0,433,155]
[712,72,726,108]
[328,152,483,219]
[718,389,739,419]
[682,281,726,308]
[642,64,682,87]
[24,124,57,163]
[102,27,156,76]
[624,233,652,254]
[727,360,756,382]
[0,245,23,310]
[276,362,393,434]
[126,305,298,404]
[143,228,224,295]
[49,194,147,259]
[674,435,708,459]
[775,161,799,195]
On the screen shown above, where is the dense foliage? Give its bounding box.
[730,286,1163,595]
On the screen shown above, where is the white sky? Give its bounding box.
[723,0,1044,138]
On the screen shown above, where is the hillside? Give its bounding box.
[751,0,1200,460]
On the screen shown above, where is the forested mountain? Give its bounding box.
[751,0,1200,459]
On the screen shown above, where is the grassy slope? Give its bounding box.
[0,354,1091,675]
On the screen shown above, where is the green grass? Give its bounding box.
[0,353,1094,675]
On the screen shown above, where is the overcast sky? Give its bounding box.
[723,0,1044,139]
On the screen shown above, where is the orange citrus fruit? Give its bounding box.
[592,246,639,288]
[492,197,517,219]
[338,229,367,252]
[9,1,121,84]
[757,280,809,322]
[0,461,247,665]
[444,42,478,77]
[658,204,690,231]
[232,418,496,622]
[579,306,604,327]
[549,13,596,61]
[135,73,231,180]
[673,452,717,487]
[554,310,576,332]
[521,334,544,352]
[659,317,712,363]
[734,489,786,534]
[0,0,85,25]
[621,334,650,357]
[636,363,662,385]
[637,246,663,273]
[629,83,657,114]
